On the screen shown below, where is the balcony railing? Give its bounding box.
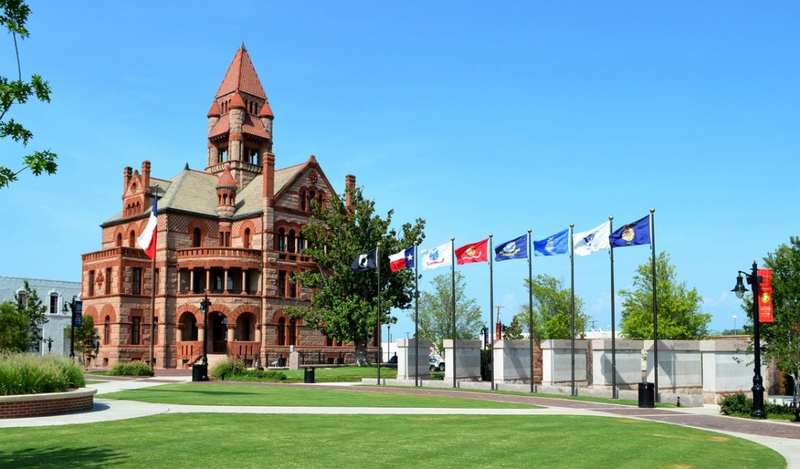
[83,247,149,262]
[228,341,260,361]
[277,252,314,263]
[177,247,261,260]
[177,341,203,366]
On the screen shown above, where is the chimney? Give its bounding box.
[262,152,276,203]
[141,160,151,191]
[345,174,356,210]
[123,166,132,193]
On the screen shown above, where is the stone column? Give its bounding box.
[223,270,229,293]
[189,270,194,293]
[242,270,247,294]
[227,326,234,342]
[397,338,432,380]
[205,269,210,292]
[493,339,532,383]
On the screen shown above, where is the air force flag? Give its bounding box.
[573,221,611,256]
[534,229,568,256]
[421,242,452,270]
[495,234,528,262]
[610,216,651,247]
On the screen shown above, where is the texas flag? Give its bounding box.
[136,199,158,259]
[455,239,489,265]
[389,247,414,272]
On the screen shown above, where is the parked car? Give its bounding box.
[429,354,445,372]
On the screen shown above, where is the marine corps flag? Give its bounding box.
[455,239,489,265]
[758,268,774,323]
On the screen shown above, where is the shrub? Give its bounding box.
[110,361,153,376]
[210,359,246,380]
[0,353,85,395]
[227,369,288,382]
[720,392,797,419]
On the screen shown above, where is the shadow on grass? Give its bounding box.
[0,446,127,468]
[142,388,263,397]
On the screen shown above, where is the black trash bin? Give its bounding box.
[304,367,315,384]
[192,363,208,382]
[638,382,655,408]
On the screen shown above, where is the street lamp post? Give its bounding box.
[731,261,766,419]
[200,294,211,367]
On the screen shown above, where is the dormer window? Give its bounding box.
[219,148,228,163]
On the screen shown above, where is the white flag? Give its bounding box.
[421,242,452,270]
[573,221,611,256]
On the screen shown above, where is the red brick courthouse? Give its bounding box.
[81,46,373,369]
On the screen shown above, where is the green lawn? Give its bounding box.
[101,383,535,408]
[228,365,397,383]
[0,413,783,468]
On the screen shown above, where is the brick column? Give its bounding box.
[223,270,228,293]
[241,270,246,294]
[205,270,210,292]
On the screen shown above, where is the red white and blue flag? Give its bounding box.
[136,199,158,259]
[389,247,414,272]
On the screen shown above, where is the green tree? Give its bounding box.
[0,301,28,351]
[0,0,57,188]
[66,315,99,367]
[15,280,47,349]
[519,274,587,340]
[620,251,711,339]
[502,313,524,340]
[414,272,483,355]
[748,236,800,406]
[291,185,425,364]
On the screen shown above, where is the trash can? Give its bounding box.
[638,382,655,408]
[304,367,315,384]
[192,363,208,382]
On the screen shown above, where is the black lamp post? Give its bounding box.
[731,261,766,419]
[200,294,211,366]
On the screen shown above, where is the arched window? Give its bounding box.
[192,228,202,247]
[288,318,298,346]
[129,230,136,247]
[243,228,251,249]
[276,228,286,251]
[116,233,122,247]
[287,230,296,253]
[277,317,286,346]
[103,316,111,345]
[179,312,198,341]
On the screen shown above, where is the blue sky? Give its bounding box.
[0,1,797,338]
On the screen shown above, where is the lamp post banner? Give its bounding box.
[757,268,774,323]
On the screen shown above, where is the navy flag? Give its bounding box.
[495,235,528,262]
[610,216,651,247]
[534,229,569,256]
[351,249,378,270]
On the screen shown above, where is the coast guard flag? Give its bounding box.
[534,229,568,256]
[573,222,611,256]
[351,249,378,271]
[136,199,158,259]
[610,216,651,247]
[495,235,527,262]
[421,242,452,270]
[389,247,414,272]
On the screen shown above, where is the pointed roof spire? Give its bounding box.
[217,164,237,188]
[258,99,274,118]
[229,92,246,110]
[207,100,221,117]
[215,45,266,99]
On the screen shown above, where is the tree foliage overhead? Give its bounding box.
[413,271,483,354]
[291,185,425,363]
[66,315,99,366]
[620,251,711,340]
[748,236,800,402]
[514,274,587,340]
[0,0,57,189]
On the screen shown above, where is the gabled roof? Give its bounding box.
[215,44,266,99]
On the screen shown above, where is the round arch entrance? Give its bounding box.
[209,312,228,353]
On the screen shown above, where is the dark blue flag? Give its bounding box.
[534,229,569,256]
[495,235,528,262]
[351,249,378,270]
[610,216,651,247]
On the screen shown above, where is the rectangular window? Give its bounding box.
[88,270,95,297]
[132,268,142,295]
[49,294,58,315]
[180,270,190,293]
[277,271,286,297]
[131,316,141,345]
[105,268,112,295]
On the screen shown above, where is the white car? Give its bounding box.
[429,354,445,372]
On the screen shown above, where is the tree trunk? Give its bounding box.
[354,337,369,366]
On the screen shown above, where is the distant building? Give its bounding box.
[0,276,81,356]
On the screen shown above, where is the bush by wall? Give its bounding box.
[211,359,287,382]
[110,361,153,376]
[0,353,85,395]
[210,359,246,380]
[720,392,797,420]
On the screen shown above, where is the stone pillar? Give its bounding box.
[189,270,194,293]
[540,339,588,386]
[227,326,234,342]
[241,271,247,294]
[493,339,532,383]
[443,339,481,382]
[223,270,229,293]
[397,338,431,380]
[205,270,210,292]
[255,324,261,343]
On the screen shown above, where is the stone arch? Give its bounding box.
[176,304,202,324]
[178,311,198,341]
[83,305,99,324]
[99,304,117,323]
[230,304,259,325]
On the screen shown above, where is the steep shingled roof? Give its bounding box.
[214,45,266,99]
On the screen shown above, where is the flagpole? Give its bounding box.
[569,224,576,397]
[376,244,381,386]
[450,237,457,389]
[414,244,419,388]
[148,189,160,372]
[649,208,658,402]
[609,216,617,399]
[488,234,494,391]
[527,229,534,393]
